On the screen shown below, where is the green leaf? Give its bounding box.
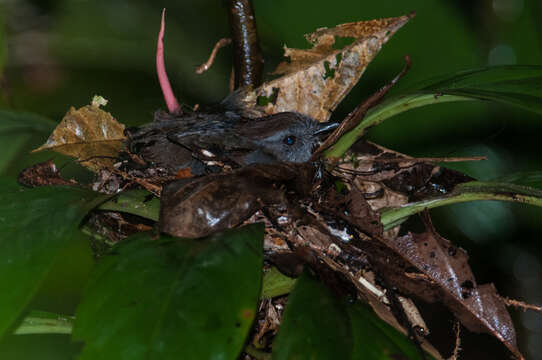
[417,66,542,112]
[381,180,542,230]
[261,267,296,299]
[273,272,424,360]
[491,171,542,190]
[0,110,57,134]
[348,304,422,360]
[0,178,108,339]
[97,190,160,221]
[326,66,542,158]
[73,224,264,360]
[272,272,352,360]
[0,111,57,173]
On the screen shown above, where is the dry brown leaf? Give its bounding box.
[226,13,414,122]
[364,213,523,359]
[33,97,126,172]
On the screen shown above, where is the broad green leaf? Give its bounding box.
[0,111,56,173]
[98,190,160,221]
[0,178,108,339]
[73,225,264,360]
[272,272,352,360]
[417,66,542,112]
[326,66,542,158]
[381,180,542,230]
[348,304,421,360]
[0,135,32,174]
[492,171,542,190]
[0,110,57,134]
[273,272,424,360]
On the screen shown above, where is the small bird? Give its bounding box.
[126,110,338,175]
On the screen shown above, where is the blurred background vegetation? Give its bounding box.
[0,0,540,359]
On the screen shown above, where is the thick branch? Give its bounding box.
[228,0,264,89]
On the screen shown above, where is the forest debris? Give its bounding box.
[397,296,429,336]
[32,97,126,172]
[332,140,474,216]
[226,14,414,122]
[17,159,75,187]
[252,299,282,347]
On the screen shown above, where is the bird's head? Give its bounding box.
[238,112,338,163]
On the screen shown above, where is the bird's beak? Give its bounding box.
[313,122,339,138]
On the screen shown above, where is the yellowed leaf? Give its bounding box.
[33,100,126,172]
[226,14,414,122]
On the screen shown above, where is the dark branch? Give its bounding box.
[228,0,264,89]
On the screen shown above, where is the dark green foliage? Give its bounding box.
[416,66,542,114]
[0,179,108,338]
[272,272,422,360]
[73,225,264,360]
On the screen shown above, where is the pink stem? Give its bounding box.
[157,9,182,114]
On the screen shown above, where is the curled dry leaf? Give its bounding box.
[33,99,126,172]
[363,213,522,359]
[159,164,306,238]
[226,13,414,122]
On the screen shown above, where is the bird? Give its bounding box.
[125,110,338,176]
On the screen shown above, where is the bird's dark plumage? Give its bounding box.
[126,110,337,175]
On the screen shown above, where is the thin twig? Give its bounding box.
[449,321,462,360]
[195,38,232,74]
[108,168,163,197]
[313,55,411,160]
[502,297,542,313]
[337,155,487,166]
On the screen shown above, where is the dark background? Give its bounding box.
[0,0,540,359]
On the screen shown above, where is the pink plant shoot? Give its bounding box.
[157,9,182,114]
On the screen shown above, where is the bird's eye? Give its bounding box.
[283,136,296,145]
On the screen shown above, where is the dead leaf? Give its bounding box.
[33,98,126,172]
[364,213,523,359]
[225,14,414,122]
[159,164,299,238]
